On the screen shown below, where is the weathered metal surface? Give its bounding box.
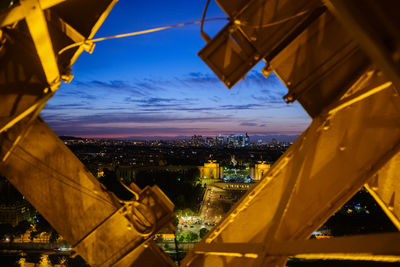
[325,0,400,91]
[191,232,400,262]
[0,0,66,27]
[198,0,322,88]
[74,185,175,266]
[0,118,119,245]
[114,241,176,267]
[193,1,400,265]
[22,0,60,88]
[0,0,118,131]
[269,232,400,262]
[270,11,369,117]
[0,0,177,265]
[2,0,400,266]
[181,69,400,266]
[366,153,400,230]
[0,118,175,266]
[198,22,257,88]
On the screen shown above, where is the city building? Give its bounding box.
[191,135,204,146]
[245,133,250,146]
[216,134,224,145]
[205,137,215,146]
[0,201,33,227]
[0,177,34,226]
[199,160,223,179]
[237,135,244,147]
[227,134,235,146]
[252,161,271,181]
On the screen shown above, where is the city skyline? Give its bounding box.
[41,0,311,138]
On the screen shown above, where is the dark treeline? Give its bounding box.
[135,168,203,211]
[322,189,397,236]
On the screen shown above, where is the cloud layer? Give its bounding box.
[42,71,310,138]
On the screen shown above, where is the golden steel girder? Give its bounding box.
[366,153,400,231]
[192,232,400,262]
[0,0,118,133]
[2,0,400,266]
[0,0,177,265]
[0,117,176,266]
[181,69,400,266]
[191,0,400,266]
[325,0,400,92]
[21,0,61,88]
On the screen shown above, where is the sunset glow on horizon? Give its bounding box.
[41,0,311,139]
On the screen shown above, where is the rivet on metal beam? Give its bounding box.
[388,193,395,211]
[369,174,379,191]
[261,64,272,78]
[284,94,295,103]
[82,41,95,54]
[61,73,74,83]
[323,120,330,131]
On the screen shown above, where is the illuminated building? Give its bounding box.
[270,138,278,147]
[253,161,271,181]
[191,135,204,146]
[227,134,235,146]
[227,134,249,147]
[0,178,33,226]
[199,160,223,179]
[237,134,244,147]
[205,137,215,146]
[0,202,33,227]
[216,134,224,145]
[245,133,250,146]
[97,169,104,178]
[214,182,253,191]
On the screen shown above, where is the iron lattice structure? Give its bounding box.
[1,0,400,266]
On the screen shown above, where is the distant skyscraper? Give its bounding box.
[216,134,224,145]
[237,134,244,147]
[191,135,204,146]
[205,137,215,146]
[271,138,278,147]
[245,132,250,146]
[227,134,235,146]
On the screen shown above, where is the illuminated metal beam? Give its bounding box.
[0,92,53,164]
[365,151,400,230]
[68,0,118,67]
[182,69,400,266]
[0,0,178,265]
[191,232,400,262]
[0,0,65,27]
[269,11,369,118]
[0,93,53,135]
[193,242,263,259]
[198,0,324,89]
[38,0,66,9]
[56,14,94,64]
[0,118,175,266]
[57,16,85,44]
[22,0,60,88]
[325,0,400,91]
[270,232,400,261]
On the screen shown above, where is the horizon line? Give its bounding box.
[59,133,300,141]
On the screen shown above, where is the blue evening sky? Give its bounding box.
[41,0,311,138]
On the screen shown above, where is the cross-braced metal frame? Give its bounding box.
[2,0,400,266]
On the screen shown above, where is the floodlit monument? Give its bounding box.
[199,160,223,179]
[253,161,271,181]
